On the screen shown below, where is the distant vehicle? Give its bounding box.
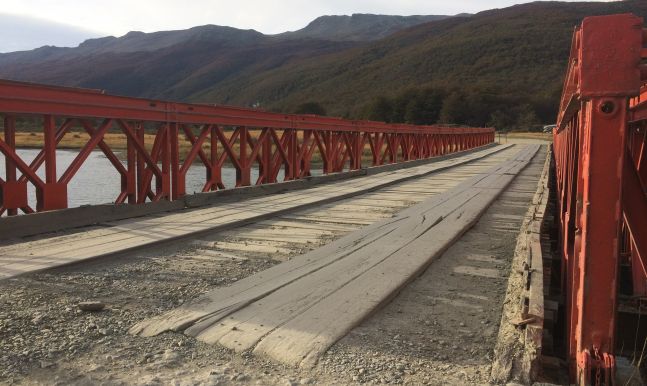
[543,124,557,133]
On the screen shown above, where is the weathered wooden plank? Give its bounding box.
[277,215,376,226]
[210,241,295,255]
[252,220,357,233]
[188,189,482,351]
[221,227,337,238]
[297,210,390,221]
[219,234,323,245]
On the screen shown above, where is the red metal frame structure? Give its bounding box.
[554,13,647,384]
[0,80,494,215]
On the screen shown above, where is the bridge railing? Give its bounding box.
[554,13,647,384]
[0,80,494,215]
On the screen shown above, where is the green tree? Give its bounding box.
[294,102,327,116]
[439,92,467,125]
[391,89,419,123]
[386,88,446,125]
[515,104,541,130]
[488,110,513,131]
[404,98,426,124]
[366,96,394,123]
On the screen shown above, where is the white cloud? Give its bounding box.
[0,13,101,52]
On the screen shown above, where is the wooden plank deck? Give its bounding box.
[131,144,540,368]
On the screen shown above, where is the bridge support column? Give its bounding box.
[237,127,251,187]
[1,115,26,216]
[571,96,627,385]
[554,13,643,385]
[37,115,67,212]
[126,126,137,204]
[287,129,299,180]
[170,122,183,200]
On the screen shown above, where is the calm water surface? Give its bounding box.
[0,149,309,209]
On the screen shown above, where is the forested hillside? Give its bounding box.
[197,0,647,129]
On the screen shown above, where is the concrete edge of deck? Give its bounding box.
[0,144,499,240]
[490,145,552,384]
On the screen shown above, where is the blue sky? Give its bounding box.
[1,0,614,52]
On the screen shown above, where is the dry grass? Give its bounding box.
[503,132,553,141]
[10,132,153,149]
[7,131,267,151]
[3,131,266,158]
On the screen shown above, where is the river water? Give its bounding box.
[0,149,300,209]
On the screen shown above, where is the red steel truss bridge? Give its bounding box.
[0,80,493,215]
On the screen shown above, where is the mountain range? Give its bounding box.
[0,14,454,102]
[1,2,646,129]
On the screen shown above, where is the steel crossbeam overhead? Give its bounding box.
[0,80,494,215]
[554,13,647,385]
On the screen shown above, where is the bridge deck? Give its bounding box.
[0,142,549,384]
[131,144,540,368]
[0,144,510,280]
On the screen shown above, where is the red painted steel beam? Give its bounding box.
[555,13,646,385]
[574,95,627,385]
[0,79,491,136]
[2,115,18,216]
[59,119,113,185]
[0,137,45,189]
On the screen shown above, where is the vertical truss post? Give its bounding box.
[301,130,313,177]
[159,125,171,200]
[574,96,627,385]
[373,133,383,166]
[237,126,251,186]
[136,123,146,203]
[38,115,67,211]
[287,129,298,180]
[260,128,271,184]
[351,131,361,170]
[2,115,23,216]
[43,115,56,185]
[209,125,223,190]
[322,131,332,174]
[126,124,137,204]
[169,122,182,199]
